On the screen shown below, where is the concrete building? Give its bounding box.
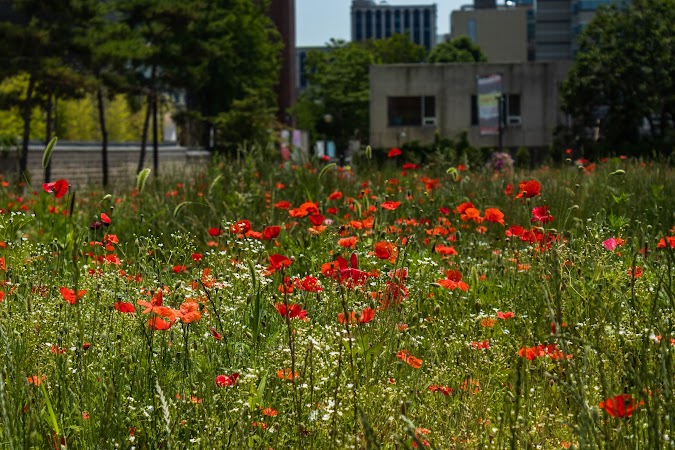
[369,61,572,150]
[451,6,531,62]
[351,0,437,51]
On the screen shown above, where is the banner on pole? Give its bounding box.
[477,74,502,136]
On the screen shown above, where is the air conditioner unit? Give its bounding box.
[423,117,436,126]
[507,116,522,126]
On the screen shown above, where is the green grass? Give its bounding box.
[0,153,673,449]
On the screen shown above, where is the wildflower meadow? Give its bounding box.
[0,146,674,449]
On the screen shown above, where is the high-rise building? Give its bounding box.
[535,0,616,60]
[351,0,437,51]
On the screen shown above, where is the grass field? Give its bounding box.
[0,150,674,449]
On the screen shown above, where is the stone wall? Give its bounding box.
[0,142,210,188]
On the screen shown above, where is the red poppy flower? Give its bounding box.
[336,253,370,286]
[515,179,541,199]
[100,213,111,226]
[216,373,240,387]
[208,227,223,237]
[428,385,453,396]
[434,244,457,256]
[42,179,69,199]
[598,394,644,418]
[172,265,187,273]
[261,407,278,417]
[295,275,323,292]
[114,301,136,313]
[374,241,397,261]
[387,147,402,158]
[472,339,490,350]
[209,327,223,340]
[309,214,325,226]
[531,206,554,224]
[263,225,281,240]
[381,201,401,211]
[358,307,375,323]
[230,220,251,234]
[147,316,174,330]
[274,303,307,320]
[60,287,87,305]
[191,253,203,262]
[328,191,343,200]
[274,201,291,210]
[496,311,515,320]
[268,254,293,271]
[338,311,357,324]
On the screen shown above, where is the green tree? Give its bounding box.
[428,36,487,63]
[367,33,428,64]
[0,1,89,181]
[294,39,374,164]
[562,0,674,154]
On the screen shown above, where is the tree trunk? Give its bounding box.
[19,75,36,180]
[97,87,109,187]
[152,90,158,176]
[137,93,152,174]
[44,91,53,183]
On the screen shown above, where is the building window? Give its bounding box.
[507,94,521,118]
[375,10,382,38]
[467,18,477,42]
[366,11,372,39]
[413,9,421,45]
[470,95,478,126]
[355,11,363,41]
[385,10,391,37]
[388,96,436,127]
[394,10,401,32]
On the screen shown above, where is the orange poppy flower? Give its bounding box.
[276,368,300,380]
[177,302,201,323]
[381,201,401,211]
[396,349,423,368]
[60,287,87,305]
[338,236,358,249]
[484,208,505,225]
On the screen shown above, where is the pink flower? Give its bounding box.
[603,237,619,251]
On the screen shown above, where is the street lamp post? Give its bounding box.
[497,94,505,152]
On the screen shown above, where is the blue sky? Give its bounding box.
[295,0,466,47]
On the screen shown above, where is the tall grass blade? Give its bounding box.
[42,136,58,169]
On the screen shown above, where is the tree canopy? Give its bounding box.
[428,36,488,63]
[0,0,282,178]
[562,0,674,154]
